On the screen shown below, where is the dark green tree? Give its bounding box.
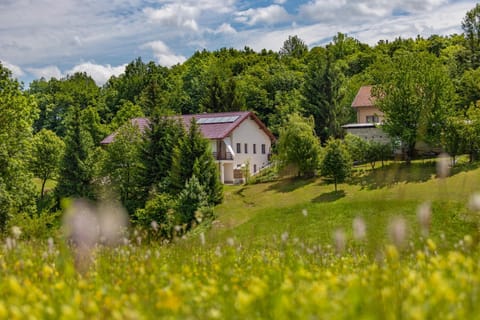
[170,119,222,205]
[302,51,344,142]
[320,138,352,192]
[140,114,185,200]
[462,4,480,68]
[55,105,96,199]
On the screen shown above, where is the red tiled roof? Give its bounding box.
[100,111,275,144]
[351,85,376,108]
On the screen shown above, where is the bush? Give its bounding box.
[134,193,176,239]
[6,211,60,240]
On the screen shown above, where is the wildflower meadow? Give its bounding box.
[2,159,480,319]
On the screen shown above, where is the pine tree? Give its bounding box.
[302,52,344,142]
[170,119,222,205]
[56,105,96,199]
[140,113,185,199]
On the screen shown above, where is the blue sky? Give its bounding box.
[0,0,476,86]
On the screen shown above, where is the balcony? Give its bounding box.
[213,151,233,161]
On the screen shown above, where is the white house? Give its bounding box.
[101,111,275,184]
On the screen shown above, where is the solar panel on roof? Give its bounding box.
[197,116,239,124]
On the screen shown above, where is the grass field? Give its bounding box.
[2,160,480,319]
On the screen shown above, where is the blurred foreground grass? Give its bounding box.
[2,160,479,319]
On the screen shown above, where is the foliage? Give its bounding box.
[55,105,96,200]
[170,119,222,205]
[277,113,321,177]
[0,63,38,229]
[134,193,176,239]
[442,114,467,165]
[302,50,345,142]
[460,104,480,162]
[30,129,65,198]
[343,133,368,163]
[109,100,144,131]
[6,211,59,240]
[320,138,352,192]
[176,175,209,229]
[372,51,455,163]
[364,141,391,169]
[103,122,144,213]
[140,115,185,201]
[280,35,308,58]
[462,3,480,68]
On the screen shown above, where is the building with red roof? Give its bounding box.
[351,85,384,124]
[342,86,389,144]
[101,111,275,184]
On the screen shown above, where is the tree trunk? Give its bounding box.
[334,177,337,192]
[41,178,47,199]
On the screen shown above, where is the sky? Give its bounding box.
[0,0,477,86]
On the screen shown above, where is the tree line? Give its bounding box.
[2,4,480,236]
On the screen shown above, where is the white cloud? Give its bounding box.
[298,0,450,23]
[215,23,237,34]
[144,5,200,31]
[274,0,287,4]
[26,65,62,80]
[143,41,187,67]
[1,60,24,78]
[235,5,291,26]
[67,62,127,86]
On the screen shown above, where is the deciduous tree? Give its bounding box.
[0,63,38,228]
[320,138,352,192]
[372,52,455,163]
[277,113,321,177]
[30,129,65,198]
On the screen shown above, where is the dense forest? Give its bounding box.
[2,4,480,237]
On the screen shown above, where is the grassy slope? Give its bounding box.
[208,160,480,251]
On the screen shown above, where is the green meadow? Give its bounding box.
[2,160,480,319]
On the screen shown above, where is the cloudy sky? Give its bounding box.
[0,0,476,85]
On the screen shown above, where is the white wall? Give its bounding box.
[230,117,272,174]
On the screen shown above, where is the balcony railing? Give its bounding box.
[213,151,233,161]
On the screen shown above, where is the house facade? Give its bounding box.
[101,111,275,184]
[342,85,389,144]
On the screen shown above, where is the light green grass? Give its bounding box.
[209,160,480,250]
[32,178,57,194]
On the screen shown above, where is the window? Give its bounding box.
[253,144,257,154]
[244,143,248,154]
[261,144,266,154]
[253,164,257,173]
[366,115,379,123]
[236,143,241,154]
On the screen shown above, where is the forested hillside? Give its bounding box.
[2,4,480,236]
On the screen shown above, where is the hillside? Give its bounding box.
[207,160,480,251]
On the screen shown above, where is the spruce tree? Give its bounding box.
[170,119,222,205]
[140,113,185,199]
[56,105,96,199]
